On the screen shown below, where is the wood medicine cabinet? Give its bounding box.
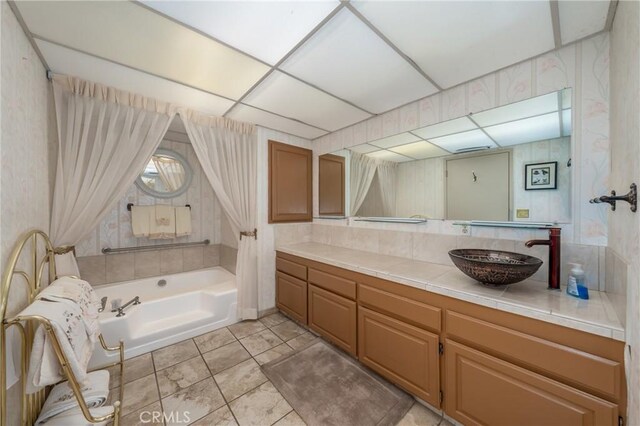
[269,140,312,223]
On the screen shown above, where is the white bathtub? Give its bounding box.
[89,267,238,368]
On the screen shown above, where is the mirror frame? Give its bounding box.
[135,148,193,199]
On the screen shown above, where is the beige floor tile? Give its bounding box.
[157,356,211,398]
[259,312,288,328]
[270,321,306,341]
[162,378,225,426]
[253,344,293,366]
[214,358,268,402]
[152,339,200,370]
[396,403,449,426]
[107,353,154,389]
[285,333,316,350]
[273,411,306,426]
[228,321,267,339]
[202,341,251,375]
[194,328,237,354]
[239,329,283,356]
[121,374,160,416]
[229,382,292,426]
[119,401,163,426]
[191,405,238,426]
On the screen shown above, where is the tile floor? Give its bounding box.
[106,312,450,426]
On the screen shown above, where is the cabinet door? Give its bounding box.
[319,153,345,216]
[308,284,357,355]
[269,140,312,223]
[276,272,307,324]
[445,340,618,426]
[358,306,440,407]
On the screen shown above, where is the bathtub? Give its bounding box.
[89,267,238,368]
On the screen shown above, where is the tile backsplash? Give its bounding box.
[275,222,606,291]
[77,244,221,286]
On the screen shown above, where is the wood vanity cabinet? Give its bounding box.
[275,255,308,324]
[274,252,626,426]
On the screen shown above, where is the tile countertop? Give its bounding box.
[277,242,625,342]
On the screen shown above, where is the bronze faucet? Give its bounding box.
[525,228,561,290]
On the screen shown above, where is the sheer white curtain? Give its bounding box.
[180,111,258,320]
[153,156,185,192]
[50,76,176,246]
[350,152,378,216]
[376,161,398,216]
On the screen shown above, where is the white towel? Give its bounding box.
[36,406,113,426]
[23,278,100,393]
[131,205,153,238]
[175,206,192,237]
[35,370,110,424]
[54,252,80,278]
[150,205,176,239]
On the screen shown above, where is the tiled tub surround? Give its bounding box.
[77,244,221,286]
[277,242,624,341]
[104,315,445,426]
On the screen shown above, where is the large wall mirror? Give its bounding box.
[136,148,193,198]
[320,88,572,223]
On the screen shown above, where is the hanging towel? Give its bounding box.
[36,405,113,426]
[131,205,153,238]
[35,370,110,424]
[175,206,192,237]
[22,278,100,393]
[54,252,81,278]
[149,205,175,239]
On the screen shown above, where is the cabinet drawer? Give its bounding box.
[309,268,356,300]
[358,283,441,332]
[445,340,617,426]
[276,271,307,324]
[358,306,440,407]
[308,284,357,355]
[276,257,307,281]
[446,311,622,401]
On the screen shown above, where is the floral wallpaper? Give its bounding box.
[75,137,223,257]
[314,32,611,247]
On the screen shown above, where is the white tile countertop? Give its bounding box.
[277,242,625,342]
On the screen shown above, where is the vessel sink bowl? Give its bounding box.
[448,249,543,286]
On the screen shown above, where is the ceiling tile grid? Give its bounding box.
[14,0,614,140]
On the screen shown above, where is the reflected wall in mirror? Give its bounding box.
[320,88,572,223]
[136,148,193,198]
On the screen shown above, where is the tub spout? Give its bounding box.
[524,228,561,290]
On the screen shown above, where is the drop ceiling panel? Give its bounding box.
[412,117,477,140]
[367,150,413,162]
[429,130,497,153]
[17,1,270,100]
[484,112,561,146]
[370,132,421,149]
[36,40,234,116]
[243,71,371,131]
[558,1,609,44]
[390,141,450,159]
[471,92,559,127]
[281,9,437,113]
[141,1,339,65]
[227,105,327,140]
[350,144,380,154]
[352,1,555,89]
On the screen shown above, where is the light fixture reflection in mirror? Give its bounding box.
[135,148,193,198]
[320,88,572,224]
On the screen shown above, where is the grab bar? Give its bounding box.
[102,239,210,254]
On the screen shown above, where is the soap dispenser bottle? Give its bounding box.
[566,263,585,298]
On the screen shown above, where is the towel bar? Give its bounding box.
[127,203,191,211]
[102,239,210,254]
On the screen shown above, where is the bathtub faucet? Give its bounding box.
[112,296,141,317]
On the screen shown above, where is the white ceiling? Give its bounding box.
[14,0,613,140]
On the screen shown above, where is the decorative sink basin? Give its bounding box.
[448,249,543,286]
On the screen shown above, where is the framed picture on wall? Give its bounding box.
[525,161,557,190]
